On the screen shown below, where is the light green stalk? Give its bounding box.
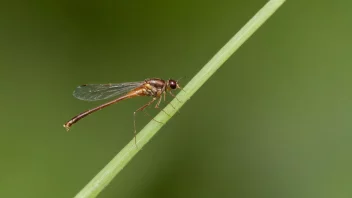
[74,0,286,197]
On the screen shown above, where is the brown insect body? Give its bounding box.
[63,78,180,133]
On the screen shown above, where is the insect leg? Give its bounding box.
[133,97,157,146]
[169,91,182,103]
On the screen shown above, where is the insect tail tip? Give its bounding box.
[63,124,70,132]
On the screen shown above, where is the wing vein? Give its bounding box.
[73,81,143,101]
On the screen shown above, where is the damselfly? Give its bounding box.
[63,78,182,143]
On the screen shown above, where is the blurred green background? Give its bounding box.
[1,0,351,197]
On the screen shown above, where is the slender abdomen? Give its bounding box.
[63,89,143,131]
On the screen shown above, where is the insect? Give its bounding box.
[63,78,183,143]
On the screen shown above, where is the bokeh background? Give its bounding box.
[1,0,351,197]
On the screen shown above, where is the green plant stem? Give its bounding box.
[74,0,285,197]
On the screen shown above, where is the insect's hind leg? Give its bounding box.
[133,97,159,146]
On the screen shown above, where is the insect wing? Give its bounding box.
[73,81,143,101]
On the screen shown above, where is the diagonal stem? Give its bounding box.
[74,0,286,197]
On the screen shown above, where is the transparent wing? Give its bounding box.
[73,81,144,101]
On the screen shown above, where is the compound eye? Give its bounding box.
[169,80,177,89]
